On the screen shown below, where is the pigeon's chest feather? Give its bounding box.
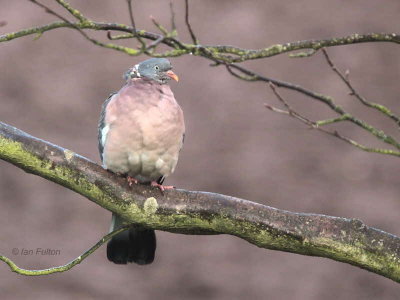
[105,83,183,138]
[102,81,185,178]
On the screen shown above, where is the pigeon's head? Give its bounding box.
[130,58,179,84]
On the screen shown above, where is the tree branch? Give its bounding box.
[184,0,198,45]
[1,19,399,61]
[227,60,400,152]
[0,121,400,282]
[266,83,400,157]
[321,48,400,127]
[126,0,147,51]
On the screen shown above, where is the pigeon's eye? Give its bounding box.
[154,65,160,70]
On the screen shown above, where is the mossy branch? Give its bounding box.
[0,121,400,281]
[1,21,399,61]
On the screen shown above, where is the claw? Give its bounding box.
[127,176,138,187]
[150,181,174,192]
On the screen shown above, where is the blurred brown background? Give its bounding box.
[1,0,400,299]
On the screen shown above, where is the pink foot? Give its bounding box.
[150,181,175,192]
[127,176,138,187]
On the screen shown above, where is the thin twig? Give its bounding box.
[184,0,198,44]
[288,49,316,58]
[107,31,134,40]
[0,226,130,276]
[150,15,168,35]
[169,0,177,35]
[321,48,400,127]
[126,0,136,31]
[54,0,87,22]
[146,16,171,52]
[267,84,400,157]
[268,83,317,128]
[29,0,141,56]
[126,0,147,51]
[146,35,165,51]
[223,62,400,151]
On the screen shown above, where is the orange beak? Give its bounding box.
[166,70,179,82]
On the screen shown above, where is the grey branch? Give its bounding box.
[266,83,400,157]
[0,121,400,282]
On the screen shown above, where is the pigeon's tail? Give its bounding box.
[107,213,156,265]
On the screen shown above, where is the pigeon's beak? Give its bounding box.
[166,70,179,82]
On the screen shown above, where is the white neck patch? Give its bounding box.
[134,64,141,77]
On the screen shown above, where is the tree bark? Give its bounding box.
[0,121,399,282]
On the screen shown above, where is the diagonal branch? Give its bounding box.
[225,62,400,151]
[321,48,400,127]
[54,0,88,23]
[266,83,400,157]
[0,121,400,282]
[28,0,142,56]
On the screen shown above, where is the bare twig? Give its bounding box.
[321,48,400,127]
[126,0,136,31]
[184,0,198,44]
[146,34,165,51]
[126,0,147,51]
[268,83,316,127]
[29,0,141,55]
[54,0,87,23]
[169,0,177,35]
[146,16,171,51]
[107,31,133,40]
[267,84,400,157]
[150,15,169,35]
[288,49,316,58]
[224,62,400,151]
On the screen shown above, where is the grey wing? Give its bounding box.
[98,92,116,162]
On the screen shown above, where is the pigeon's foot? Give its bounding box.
[150,181,174,192]
[127,176,138,187]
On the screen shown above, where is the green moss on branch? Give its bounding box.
[0,122,400,281]
[1,20,399,62]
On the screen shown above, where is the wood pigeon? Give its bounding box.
[98,58,185,264]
